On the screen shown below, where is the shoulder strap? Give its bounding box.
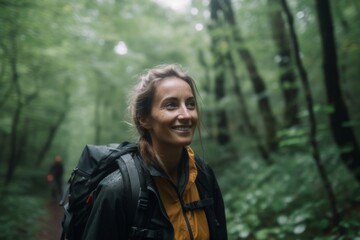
[116,153,161,239]
[194,156,225,239]
[119,153,142,212]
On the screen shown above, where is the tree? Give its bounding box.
[208,0,231,145]
[227,55,272,164]
[315,0,360,183]
[267,0,299,127]
[281,0,340,227]
[0,0,75,183]
[36,93,70,166]
[214,0,279,151]
[2,3,39,184]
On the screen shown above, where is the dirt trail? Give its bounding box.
[37,199,64,240]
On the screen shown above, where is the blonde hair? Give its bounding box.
[128,64,200,165]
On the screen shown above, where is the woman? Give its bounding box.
[82,64,227,239]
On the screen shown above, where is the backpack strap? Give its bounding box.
[60,202,71,240]
[119,153,141,213]
[194,156,215,197]
[195,156,225,238]
[183,198,214,211]
[60,170,77,240]
[117,153,162,239]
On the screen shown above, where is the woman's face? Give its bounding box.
[142,77,198,150]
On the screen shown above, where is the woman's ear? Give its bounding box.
[139,117,152,129]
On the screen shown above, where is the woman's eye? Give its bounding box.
[165,102,177,109]
[186,100,196,109]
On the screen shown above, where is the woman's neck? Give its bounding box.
[153,144,183,183]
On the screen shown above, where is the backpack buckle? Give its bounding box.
[137,189,149,210]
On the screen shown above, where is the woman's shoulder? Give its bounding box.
[95,150,144,199]
[194,154,212,171]
[193,155,218,183]
[95,169,125,199]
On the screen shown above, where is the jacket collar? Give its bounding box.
[146,146,198,192]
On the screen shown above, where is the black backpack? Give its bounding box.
[60,142,150,240]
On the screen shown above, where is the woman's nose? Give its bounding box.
[178,106,191,119]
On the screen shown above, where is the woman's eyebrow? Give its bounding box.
[162,97,178,102]
[161,95,195,102]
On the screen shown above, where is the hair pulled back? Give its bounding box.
[128,64,199,165]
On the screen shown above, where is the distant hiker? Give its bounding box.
[48,155,64,201]
[61,64,227,240]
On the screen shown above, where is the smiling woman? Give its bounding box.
[129,64,200,168]
[80,64,228,240]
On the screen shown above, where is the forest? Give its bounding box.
[1,0,360,239]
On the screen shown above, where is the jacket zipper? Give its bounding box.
[169,178,195,240]
[177,190,195,240]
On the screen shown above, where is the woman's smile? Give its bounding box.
[171,124,193,133]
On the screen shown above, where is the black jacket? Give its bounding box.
[82,150,227,240]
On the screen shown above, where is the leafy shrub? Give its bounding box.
[218,147,360,239]
[0,167,49,240]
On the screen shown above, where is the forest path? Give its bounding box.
[37,199,64,240]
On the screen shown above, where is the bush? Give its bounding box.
[0,167,49,240]
[219,147,360,239]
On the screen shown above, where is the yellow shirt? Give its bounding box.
[153,147,210,240]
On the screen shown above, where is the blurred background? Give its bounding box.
[0,0,359,239]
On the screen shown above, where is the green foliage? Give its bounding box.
[0,167,48,240]
[219,146,360,239]
[0,195,46,240]
[277,127,309,147]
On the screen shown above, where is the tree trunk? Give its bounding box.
[197,49,214,134]
[36,107,68,166]
[268,0,299,127]
[209,0,231,145]
[333,2,358,112]
[0,132,8,166]
[0,44,14,109]
[17,118,29,164]
[5,31,21,185]
[5,92,38,184]
[236,47,278,151]
[315,0,360,183]
[281,0,340,227]
[5,99,23,185]
[213,56,231,145]
[227,56,272,164]
[215,0,278,151]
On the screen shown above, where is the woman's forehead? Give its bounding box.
[155,77,192,91]
[153,77,194,100]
